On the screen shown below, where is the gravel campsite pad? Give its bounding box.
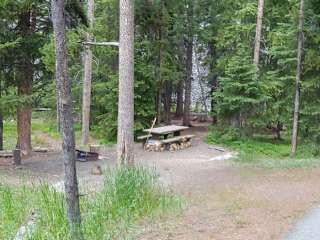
[1,123,320,239]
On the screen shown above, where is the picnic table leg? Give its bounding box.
[152,134,161,140]
[174,131,181,136]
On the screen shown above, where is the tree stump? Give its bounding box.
[90,145,100,154]
[13,149,21,165]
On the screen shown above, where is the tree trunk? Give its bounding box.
[0,113,2,151]
[16,11,34,156]
[0,79,3,151]
[176,35,185,119]
[17,60,32,155]
[163,80,172,124]
[117,0,135,165]
[253,0,265,66]
[291,0,305,156]
[210,80,218,125]
[111,0,120,72]
[208,44,218,125]
[81,0,95,146]
[175,80,184,118]
[51,0,82,238]
[155,38,163,125]
[156,86,162,124]
[183,2,194,126]
[155,9,164,125]
[56,87,61,132]
[276,121,282,140]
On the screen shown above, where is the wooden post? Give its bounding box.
[13,149,21,165]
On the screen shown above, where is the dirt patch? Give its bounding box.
[136,165,320,240]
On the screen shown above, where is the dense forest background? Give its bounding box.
[0,0,319,151]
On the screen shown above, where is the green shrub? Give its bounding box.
[207,126,320,169]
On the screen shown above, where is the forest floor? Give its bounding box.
[1,121,320,239]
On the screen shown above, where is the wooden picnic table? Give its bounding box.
[143,125,189,140]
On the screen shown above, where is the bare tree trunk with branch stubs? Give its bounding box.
[81,0,94,146]
[183,1,194,127]
[291,0,305,156]
[253,0,265,67]
[117,0,135,165]
[51,0,82,238]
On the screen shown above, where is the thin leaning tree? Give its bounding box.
[291,0,305,156]
[81,0,94,146]
[51,0,82,238]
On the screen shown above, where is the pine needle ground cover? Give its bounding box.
[207,127,320,169]
[0,167,181,240]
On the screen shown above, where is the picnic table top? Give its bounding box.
[143,125,189,135]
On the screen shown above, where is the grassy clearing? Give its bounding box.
[3,119,61,150]
[207,127,320,169]
[2,114,110,150]
[0,167,181,240]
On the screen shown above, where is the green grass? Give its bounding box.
[207,127,320,169]
[2,115,109,150]
[0,167,181,240]
[2,118,60,150]
[0,185,36,240]
[2,121,16,150]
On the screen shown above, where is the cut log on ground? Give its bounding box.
[144,135,194,152]
[33,147,49,153]
[144,140,165,152]
[161,135,195,144]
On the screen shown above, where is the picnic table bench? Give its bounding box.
[140,125,194,152]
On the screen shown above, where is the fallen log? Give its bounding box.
[33,147,49,153]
